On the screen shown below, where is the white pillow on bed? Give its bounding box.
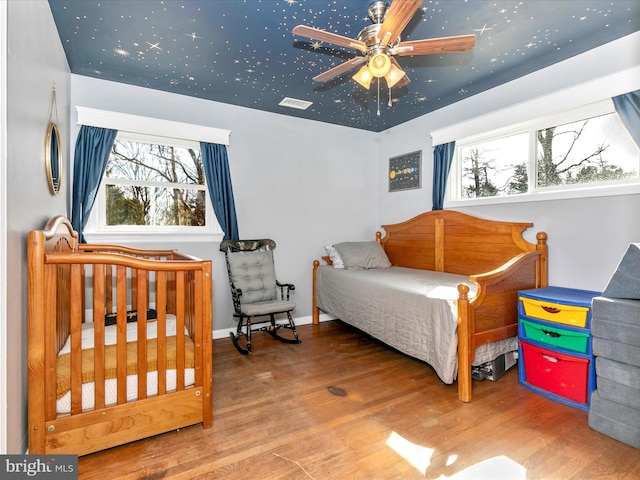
[333,241,391,269]
[324,245,345,268]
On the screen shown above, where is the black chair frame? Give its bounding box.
[220,239,300,354]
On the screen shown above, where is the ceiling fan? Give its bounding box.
[292,0,476,90]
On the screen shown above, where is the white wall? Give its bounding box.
[70,75,380,332]
[379,32,640,292]
[4,0,70,453]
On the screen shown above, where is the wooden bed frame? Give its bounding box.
[27,216,213,455]
[312,210,548,402]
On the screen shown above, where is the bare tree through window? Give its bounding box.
[105,140,207,227]
[458,111,638,200]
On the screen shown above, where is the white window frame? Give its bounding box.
[77,107,230,243]
[431,67,640,208]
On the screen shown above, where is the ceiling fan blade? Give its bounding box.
[376,0,423,45]
[293,25,367,53]
[394,34,476,55]
[312,56,367,83]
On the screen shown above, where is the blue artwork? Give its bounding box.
[389,151,421,192]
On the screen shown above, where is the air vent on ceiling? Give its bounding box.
[279,97,313,110]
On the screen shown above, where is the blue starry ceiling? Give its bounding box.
[48,0,639,132]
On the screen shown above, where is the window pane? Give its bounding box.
[459,133,529,198]
[536,113,639,188]
[108,140,204,186]
[104,140,207,228]
[106,185,206,226]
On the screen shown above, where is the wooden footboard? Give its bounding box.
[313,210,548,402]
[457,236,547,402]
[28,216,213,455]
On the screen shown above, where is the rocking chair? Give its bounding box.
[220,239,300,354]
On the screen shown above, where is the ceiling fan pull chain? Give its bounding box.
[377,78,381,116]
[388,86,392,108]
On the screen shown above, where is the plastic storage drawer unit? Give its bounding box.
[520,340,592,405]
[518,287,600,409]
[519,286,600,328]
[520,318,590,353]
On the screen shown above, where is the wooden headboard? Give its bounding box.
[379,210,547,278]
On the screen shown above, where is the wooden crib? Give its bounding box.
[27,216,213,456]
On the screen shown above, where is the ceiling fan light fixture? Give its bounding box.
[368,52,391,78]
[353,65,373,89]
[385,62,405,88]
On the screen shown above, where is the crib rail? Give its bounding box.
[44,252,209,407]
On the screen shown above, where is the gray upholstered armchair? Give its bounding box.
[220,239,300,354]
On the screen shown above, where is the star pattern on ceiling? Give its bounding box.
[48,0,640,132]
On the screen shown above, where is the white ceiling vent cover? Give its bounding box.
[279,97,313,110]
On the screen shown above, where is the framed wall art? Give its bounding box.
[389,150,421,192]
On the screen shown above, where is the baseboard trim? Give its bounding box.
[212,313,335,339]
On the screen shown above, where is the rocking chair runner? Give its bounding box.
[220,239,301,354]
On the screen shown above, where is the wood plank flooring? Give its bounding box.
[77,320,639,479]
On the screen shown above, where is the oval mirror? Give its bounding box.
[45,122,62,195]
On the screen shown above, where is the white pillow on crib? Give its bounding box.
[333,241,391,270]
[324,245,345,268]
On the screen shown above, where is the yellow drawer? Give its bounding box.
[520,297,589,328]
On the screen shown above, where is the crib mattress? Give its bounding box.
[57,316,195,414]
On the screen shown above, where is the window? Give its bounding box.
[535,114,637,189]
[106,138,207,227]
[87,133,220,240]
[448,100,639,205]
[459,132,530,198]
[77,107,231,242]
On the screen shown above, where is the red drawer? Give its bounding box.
[520,341,590,404]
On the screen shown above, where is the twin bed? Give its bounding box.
[313,210,548,402]
[27,216,213,456]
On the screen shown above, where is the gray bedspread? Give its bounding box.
[316,265,517,384]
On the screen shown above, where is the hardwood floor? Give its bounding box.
[77,321,639,479]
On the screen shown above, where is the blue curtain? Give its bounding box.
[613,90,640,148]
[432,141,455,210]
[71,125,118,242]
[200,142,239,240]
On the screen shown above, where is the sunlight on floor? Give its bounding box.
[435,456,527,480]
[385,431,435,475]
[386,431,526,479]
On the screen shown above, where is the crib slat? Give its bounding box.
[137,269,148,399]
[156,271,167,395]
[93,264,106,410]
[116,265,128,404]
[56,264,71,355]
[44,264,58,421]
[193,271,203,387]
[184,271,194,337]
[176,272,185,389]
[70,264,84,415]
